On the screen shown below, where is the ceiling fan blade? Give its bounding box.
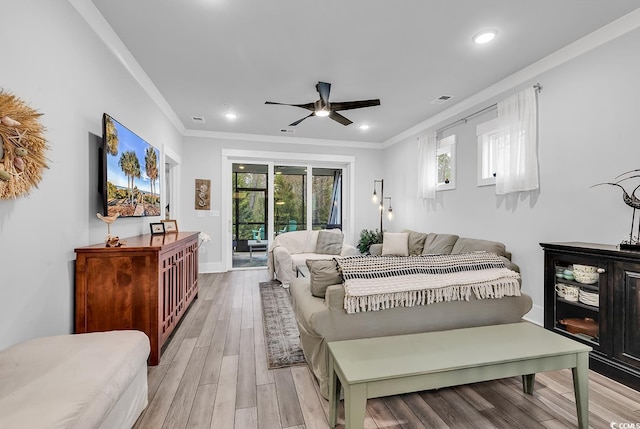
[289,113,315,126]
[329,111,352,126]
[265,101,316,111]
[330,99,381,111]
[316,82,331,105]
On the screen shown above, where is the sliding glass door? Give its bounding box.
[224,151,351,271]
[232,163,268,268]
[274,165,306,234]
[312,168,342,230]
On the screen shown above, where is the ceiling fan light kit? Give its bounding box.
[266,81,380,127]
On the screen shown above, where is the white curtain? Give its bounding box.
[417,131,437,199]
[495,87,539,195]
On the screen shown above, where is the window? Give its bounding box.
[477,118,498,187]
[436,135,456,191]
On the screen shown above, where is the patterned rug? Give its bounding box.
[259,281,306,369]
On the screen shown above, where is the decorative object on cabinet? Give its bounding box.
[197,232,211,250]
[162,218,178,233]
[592,170,640,249]
[542,241,640,392]
[0,90,49,199]
[195,178,211,210]
[75,232,199,365]
[96,212,120,240]
[150,222,165,235]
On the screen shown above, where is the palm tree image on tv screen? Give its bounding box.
[104,114,160,217]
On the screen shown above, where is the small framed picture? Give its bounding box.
[162,219,179,233]
[150,222,165,235]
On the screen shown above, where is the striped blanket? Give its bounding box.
[335,252,521,314]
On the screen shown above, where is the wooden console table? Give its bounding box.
[74,232,199,365]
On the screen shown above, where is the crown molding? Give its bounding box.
[383,7,640,148]
[70,1,640,149]
[67,0,186,134]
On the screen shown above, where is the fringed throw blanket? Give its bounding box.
[336,252,521,314]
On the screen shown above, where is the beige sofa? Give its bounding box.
[267,229,358,285]
[289,230,533,398]
[0,330,150,428]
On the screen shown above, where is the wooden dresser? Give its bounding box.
[75,232,199,365]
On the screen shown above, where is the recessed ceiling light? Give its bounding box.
[225,112,237,120]
[473,29,498,45]
[359,124,370,130]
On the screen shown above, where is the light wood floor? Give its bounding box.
[134,270,640,428]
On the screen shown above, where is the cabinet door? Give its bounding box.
[613,261,640,369]
[545,251,610,354]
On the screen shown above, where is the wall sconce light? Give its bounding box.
[372,179,383,204]
[384,196,394,221]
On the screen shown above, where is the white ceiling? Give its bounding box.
[88,0,640,145]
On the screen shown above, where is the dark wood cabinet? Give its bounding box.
[542,242,640,390]
[75,232,199,365]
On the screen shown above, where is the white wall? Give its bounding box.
[0,0,183,350]
[179,136,382,272]
[382,27,640,324]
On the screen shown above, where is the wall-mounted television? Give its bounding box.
[101,113,161,217]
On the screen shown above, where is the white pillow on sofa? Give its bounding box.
[381,232,409,256]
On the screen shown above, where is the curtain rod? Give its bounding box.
[435,83,542,136]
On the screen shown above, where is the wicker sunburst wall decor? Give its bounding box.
[0,90,49,199]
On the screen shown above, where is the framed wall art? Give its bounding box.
[195,179,211,210]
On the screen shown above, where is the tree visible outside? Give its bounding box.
[232,167,341,240]
[438,152,451,184]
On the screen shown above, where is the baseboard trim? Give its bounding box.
[523,303,544,326]
[199,262,225,273]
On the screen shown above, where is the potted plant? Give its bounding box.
[357,229,384,254]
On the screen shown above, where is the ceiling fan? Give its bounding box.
[265,81,380,126]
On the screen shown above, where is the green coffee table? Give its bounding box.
[328,322,592,429]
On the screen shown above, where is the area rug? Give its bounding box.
[259,281,306,369]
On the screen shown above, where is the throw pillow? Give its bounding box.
[381,232,409,256]
[402,229,428,255]
[306,259,343,298]
[422,233,459,255]
[315,230,343,255]
[451,237,507,258]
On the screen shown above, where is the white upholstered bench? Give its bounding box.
[0,330,150,428]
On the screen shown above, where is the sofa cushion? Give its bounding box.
[382,232,409,256]
[422,233,459,255]
[402,229,428,255]
[315,230,343,255]
[306,259,342,298]
[451,237,507,258]
[0,331,149,429]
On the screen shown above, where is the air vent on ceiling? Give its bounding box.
[280,128,295,134]
[430,95,454,105]
[191,116,205,123]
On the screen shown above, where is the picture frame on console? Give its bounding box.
[150,223,165,235]
[162,219,178,233]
